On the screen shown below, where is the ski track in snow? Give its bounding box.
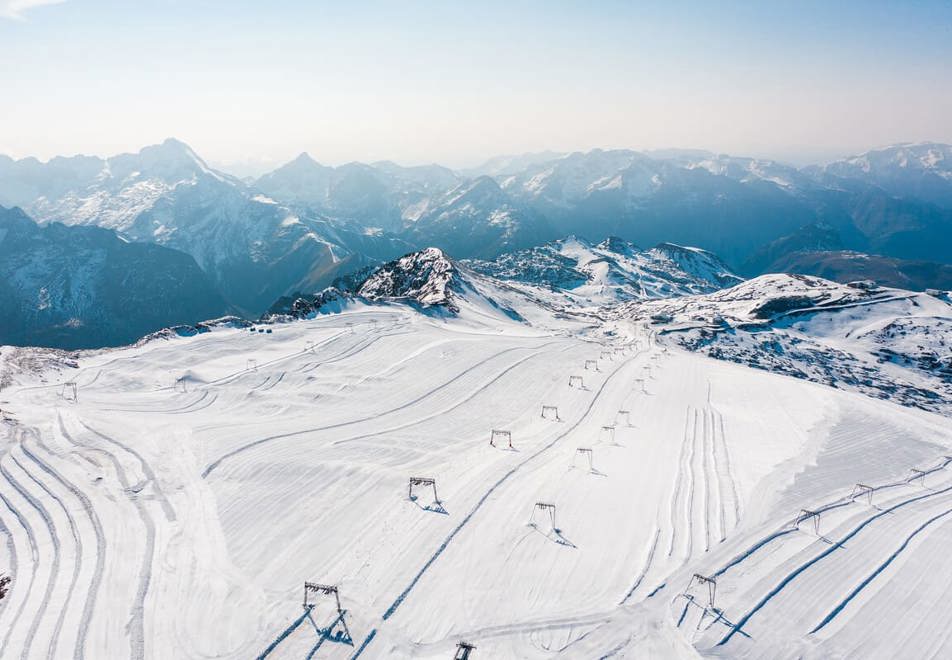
[713,407,741,532]
[20,433,105,660]
[683,408,698,560]
[353,347,647,656]
[77,421,175,523]
[0,480,39,658]
[9,447,80,660]
[621,526,661,604]
[718,480,952,646]
[1,298,951,659]
[667,407,692,558]
[0,454,60,660]
[202,340,564,478]
[57,415,154,660]
[810,506,952,634]
[329,344,575,449]
[707,409,726,543]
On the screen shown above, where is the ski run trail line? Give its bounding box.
[56,414,154,660]
[347,346,646,659]
[718,479,952,646]
[202,340,565,478]
[329,344,575,448]
[0,470,41,659]
[21,431,106,660]
[810,505,952,634]
[9,445,81,660]
[710,456,952,583]
[667,406,693,558]
[0,454,59,660]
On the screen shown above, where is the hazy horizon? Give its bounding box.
[5,135,952,179]
[2,0,951,170]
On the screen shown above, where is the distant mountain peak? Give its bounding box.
[596,236,639,254]
[148,137,206,164]
[289,151,322,167]
[357,247,459,309]
[119,137,228,184]
[462,175,505,195]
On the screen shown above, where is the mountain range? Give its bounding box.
[267,237,740,323]
[1,139,951,348]
[0,205,229,349]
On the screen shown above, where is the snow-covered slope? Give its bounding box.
[612,273,952,414]
[1,280,951,659]
[465,236,742,307]
[268,247,538,325]
[404,177,551,259]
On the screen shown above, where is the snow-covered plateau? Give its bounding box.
[0,250,951,660]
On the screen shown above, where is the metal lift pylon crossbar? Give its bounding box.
[303,582,342,613]
[795,509,821,535]
[530,502,557,528]
[454,641,476,659]
[408,477,439,502]
[573,447,594,471]
[850,483,874,504]
[686,574,717,609]
[490,429,512,448]
[59,381,78,402]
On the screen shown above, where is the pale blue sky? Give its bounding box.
[2,0,951,169]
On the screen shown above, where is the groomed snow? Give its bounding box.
[1,296,950,659]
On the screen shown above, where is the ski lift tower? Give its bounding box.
[541,405,560,421]
[408,477,439,502]
[530,502,557,528]
[490,429,513,449]
[59,381,78,402]
[303,582,342,614]
[850,483,874,505]
[454,641,476,659]
[685,574,717,609]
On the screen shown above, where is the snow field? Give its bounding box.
[1,303,951,659]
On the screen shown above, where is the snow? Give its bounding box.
[465,237,741,311]
[1,264,951,659]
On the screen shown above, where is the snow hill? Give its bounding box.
[1,257,951,659]
[612,274,952,414]
[465,236,742,307]
[268,248,541,324]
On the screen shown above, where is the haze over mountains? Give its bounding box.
[2,139,951,348]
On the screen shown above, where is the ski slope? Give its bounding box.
[1,296,951,659]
